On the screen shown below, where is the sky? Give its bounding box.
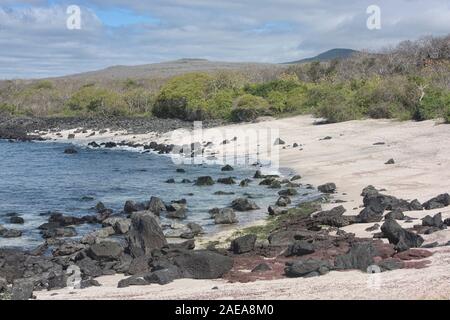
[0,0,449,79]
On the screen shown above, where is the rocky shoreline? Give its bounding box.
[1,157,449,299]
[1,116,449,300]
[0,115,224,141]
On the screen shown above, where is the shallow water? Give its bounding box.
[0,140,319,249]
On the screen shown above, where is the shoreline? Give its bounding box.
[1,114,450,300]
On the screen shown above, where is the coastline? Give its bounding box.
[2,114,449,300]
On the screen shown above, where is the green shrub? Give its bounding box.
[415,87,450,121]
[65,86,128,116]
[244,78,301,98]
[153,73,212,120]
[0,103,17,115]
[33,80,53,90]
[206,89,234,119]
[445,105,450,123]
[230,94,270,122]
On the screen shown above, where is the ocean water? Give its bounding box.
[0,140,319,249]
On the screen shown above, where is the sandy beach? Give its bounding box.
[36,115,450,300]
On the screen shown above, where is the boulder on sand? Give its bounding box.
[11,279,34,300]
[127,211,167,258]
[381,219,424,252]
[87,241,123,262]
[334,242,378,271]
[173,250,233,279]
[230,235,257,254]
[285,259,331,278]
[285,240,315,257]
[422,193,450,210]
[422,213,444,228]
[318,183,336,193]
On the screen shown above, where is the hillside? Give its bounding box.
[285,48,359,64]
[49,59,286,82]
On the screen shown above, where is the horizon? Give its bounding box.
[1,0,450,79]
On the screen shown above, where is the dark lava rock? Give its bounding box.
[335,242,378,271]
[173,250,233,279]
[195,176,215,186]
[291,175,301,181]
[87,241,123,262]
[0,228,22,238]
[285,259,331,278]
[76,258,103,278]
[239,179,251,187]
[409,199,424,211]
[48,212,84,226]
[318,183,336,193]
[166,203,187,220]
[314,206,354,227]
[254,170,264,179]
[9,216,25,224]
[230,235,257,254]
[274,138,286,145]
[251,263,272,273]
[145,266,181,285]
[118,275,148,288]
[217,177,236,185]
[422,213,444,228]
[42,227,77,239]
[422,193,450,210]
[64,147,78,154]
[221,165,234,171]
[127,255,153,275]
[278,188,298,196]
[127,211,167,258]
[104,142,117,148]
[385,158,395,165]
[147,196,166,215]
[377,258,404,271]
[268,206,288,216]
[124,200,146,214]
[214,191,235,196]
[11,279,34,300]
[285,240,315,257]
[276,196,291,207]
[381,219,424,251]
[165,178,176,184]
[231,198,259,211]
[385,210,406,220]
[214,208,238,224]
[176,168,186,173]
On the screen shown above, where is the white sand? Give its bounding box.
[37,115,450,300]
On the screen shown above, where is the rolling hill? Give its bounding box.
[284,48,359,64]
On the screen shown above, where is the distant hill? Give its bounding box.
[50,59,285,82]
[285,48,359,64]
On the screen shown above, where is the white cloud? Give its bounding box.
[0,0,449,78]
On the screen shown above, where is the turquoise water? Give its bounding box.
[0,140,318,248]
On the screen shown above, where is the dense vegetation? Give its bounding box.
[1,35,449,123]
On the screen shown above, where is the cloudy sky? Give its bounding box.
[1,0,449,79]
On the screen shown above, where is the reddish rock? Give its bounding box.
[394,249,433,261]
